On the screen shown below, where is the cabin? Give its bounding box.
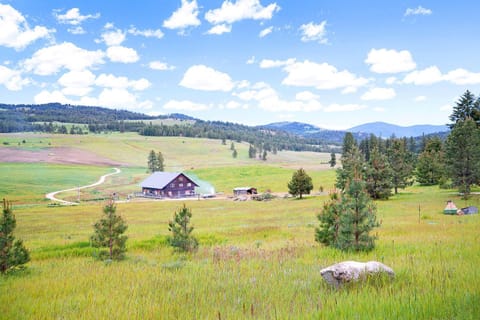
[140,172,199,199]
[233,187,257,196]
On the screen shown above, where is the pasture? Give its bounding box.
[0,133,479,319]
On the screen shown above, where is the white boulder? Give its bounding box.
[320,261,395,287]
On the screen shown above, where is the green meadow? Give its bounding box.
[1,133,479,319]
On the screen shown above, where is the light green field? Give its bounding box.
[1,133,479,319]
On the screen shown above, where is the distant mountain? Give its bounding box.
[261,122,351,145]
[347,122,449,137]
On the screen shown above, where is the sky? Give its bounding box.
[0,1,479,130]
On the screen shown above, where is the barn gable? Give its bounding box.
[140,172,199,198]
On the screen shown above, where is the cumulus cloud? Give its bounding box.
[361,87,396,101]
[206,24,232,35]
[100,27,126,46]
[295,91,319,101]
[58,70,96,96]
[68,26,86,35]
[0,65,29,90]
[180,65,234,91]
[163,0,201,32]
[259,26,273,38]
[95,73,151,90]
[299,21,327,43]
[128,27,164,39]
[404,6,432,16]
[0,3,53,50]
[259,58,295,68]
[403,66,443,85]
[282,60,369,91]
[34,90,71,104]
[205,0,280,25]
[106,46,139,63]
[365,48,416,73]
[444,68,480,85]
[54,8,100,25]
[163,99,211,111]
[149,61,175,71]
[23,42,105,75]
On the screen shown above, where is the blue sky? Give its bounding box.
[0,1,479,129]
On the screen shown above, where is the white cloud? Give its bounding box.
[365,48,416,73]
[23,42,105,75]
[97,88,137,108]
[361,87,396,101]
[163,99,211,111]
[324,104,367,112]
[405,6,432,16]
[149,61,175,71]
[444,68,480,85]
[259,58,295,68]
[295,91,319,101]
[206,24,232,35]
[128,27,164,39]
[34,90,70,104]
[95,73,151,90]
[282,60,369,90]
[163,0,201,31]
[246,56,256,64]
[0,65,29,90]
[259,26,273,38]
[58,70,95,96]
[385,77,397,85]
[54,8,100,25]
[299,21,327,43]
[106,46,139,63]
[205,0,280,25]
[0,4,53,50]
[415,95,427,102]
[68,26,86,35]
[180,65,234,91]
[403,66,443,85]
[100,28,126,46]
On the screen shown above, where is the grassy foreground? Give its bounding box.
[1,183,479,319]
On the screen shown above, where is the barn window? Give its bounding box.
[179,183,184,187]
[187,183,191,187]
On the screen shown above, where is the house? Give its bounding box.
[233,187,257,196]
[140,172,199,199]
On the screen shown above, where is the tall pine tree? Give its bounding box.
[448,90,480,128]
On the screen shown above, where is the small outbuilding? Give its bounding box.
[444,200,458,215]
[233,187,257,196]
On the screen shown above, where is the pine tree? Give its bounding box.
[288,168,313,199]
[167,204,198,252]
[0,199,30,274]
[156,151,165,171]
[336,145,364,191]
[147,150,159,173]
[387,139,414,194]
[415,137,445,185]
[90,201,128,261]
[448,90,480,128]
[248,144,256,159]
[315,192,341,246]
[329,152,336,167]
[336,179,379,252]
[230,142,235,151]
[445,118,480,198]
[262,150,267,161]
[232,149,238,158]
[365,146,393,199]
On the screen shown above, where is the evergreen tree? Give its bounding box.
[167,204,198,252]
[387,139,414,194]
[336,179,379,252]
[342,132,356,158]
[147,150,159,173]
[156,151,165,172]
[329,152,336,167]
[336,145,364,191]
[415,137,444,185]
[232,149,238,158]
[445,118,480,198]
[449,90,480,128]
[365,147,393,199]
[90,201,128,260]
[288,168,313,199]
[315,192,341,247]
[0,199,30,274]
[230,142,235,151]
[262,150,267,161]
[248,144,256,159]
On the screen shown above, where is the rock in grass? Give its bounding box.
[320,261,394,288]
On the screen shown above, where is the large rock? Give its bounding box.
[320,261,395,288]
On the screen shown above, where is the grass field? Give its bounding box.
[1,133,479,319]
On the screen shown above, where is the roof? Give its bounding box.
[140,172,198,189]
[233,187,256,191]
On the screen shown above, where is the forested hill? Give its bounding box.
[0,103,339,153]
